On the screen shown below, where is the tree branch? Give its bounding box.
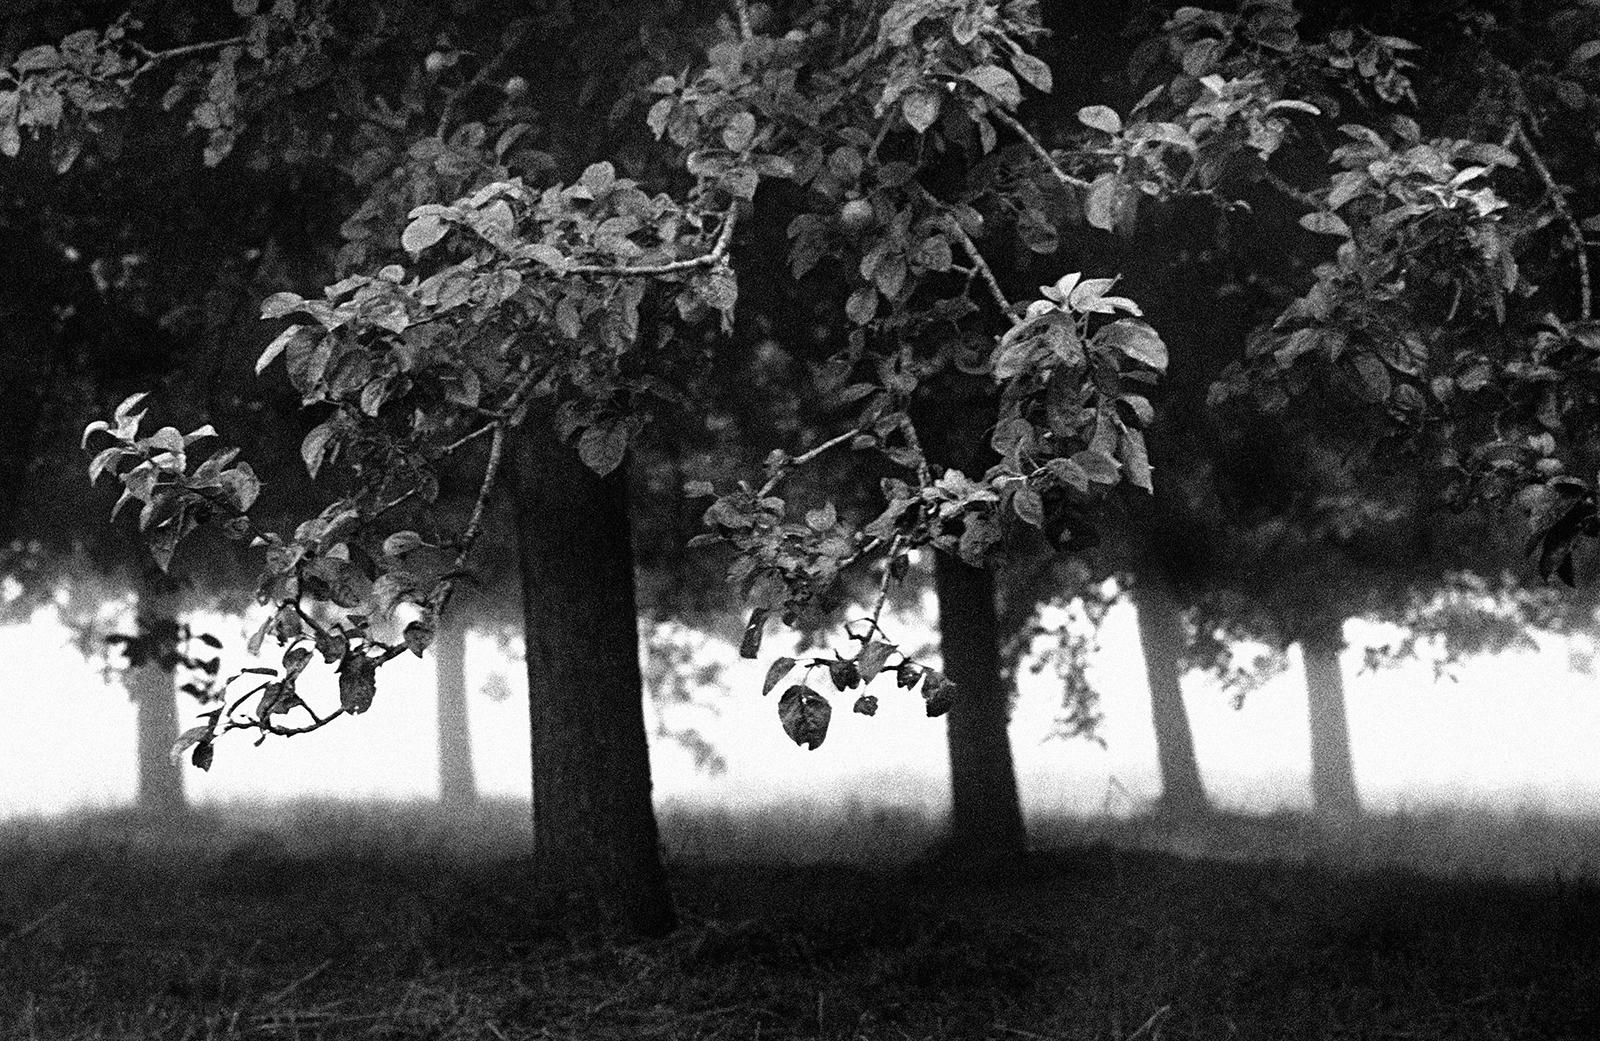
[992,109,1092,192]
[942,213,1016,323]
[126,35,248,80]
[757,424,866,498]
[563,209,738,277]
[1513,122,1591,321]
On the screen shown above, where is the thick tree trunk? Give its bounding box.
[1302,619,1359,820]
[435,612,476,810]
[1131,573,1209,817]
[129,585,184,816]
[934,553,1027,858]
[512,424,674,937]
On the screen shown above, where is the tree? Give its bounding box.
[1131,571,1209,817]
[44,0,1169,934]
[35,0,1591,935]
[433,607,475,809]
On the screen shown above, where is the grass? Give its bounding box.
[2,799,1599,1039]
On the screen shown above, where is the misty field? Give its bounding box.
[2,801,1598,1040]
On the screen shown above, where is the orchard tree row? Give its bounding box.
[1,0,1596,934]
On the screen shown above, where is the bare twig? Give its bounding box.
[756,425,866,498]
[1512,121,1591,320]
[992,109,1092,191]
[124,36,248,83]
[260,959,333,1006]
[733,0,755,40]
[1126,1004,1172,1040]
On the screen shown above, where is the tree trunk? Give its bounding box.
[435,612,476,810]
[1132,573,1209,817]
[512,424,674,937]
[1302,619,1360,820]
[129,584,184,816]
[934,552,1027,858]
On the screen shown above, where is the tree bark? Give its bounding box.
[129,583,184,816]
[934,552,1027,858]
[512,424,674,937]
[435,611,476,810]
[1131,573,1209,817]
[1302,619,1360,820]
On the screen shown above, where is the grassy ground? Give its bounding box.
[2,800,1598,1039]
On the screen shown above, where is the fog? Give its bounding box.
[6,598,1597,825]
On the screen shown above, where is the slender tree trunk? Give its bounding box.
[1302,619,1359,819]
[129,584,184,816]
[1132,573,1209,816]
[435,612,476,810]
[512,424,674,937]
[934,553,1027,858]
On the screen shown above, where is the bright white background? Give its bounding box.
[2,597,1597,820]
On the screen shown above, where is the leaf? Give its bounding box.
[169,726,212,766]
[762,656,796,696]
[1072,449,1121,484]
[87,446,126,485]
[383,530,424,556]
[856,640,894,683]
[827,659,860,690]
[191,739,215,772]
[337,651,378,714]
[1571,40,1600,65]
[853,695,879,716]
[1013,485,1045,527]
[1077,104,1122,135]
[260,292,307,320]
[846,286,878,325]
[962,65,1022,109]
[1085,173,1120,231]
[1098,319,1168,370]
[901,89,942,133]
[577,422,630,476]
[255,324,303,375]
[1011,52,1053,92]
[740,608,770,659]
[921,670,958,717]
[721,111,756,151]
[401,214,448,255]
[1118,428,1154,492]
[1299,211,1352,237]
[805,502,837,531]
[403,619,435,656]
[777,684,832,750]
[219,463,261,512]
[301,421,337,478]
